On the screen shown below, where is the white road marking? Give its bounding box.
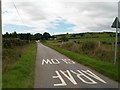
[42,59,75,65]
[53,71,67,86]
[60,70,77,85]
[81,70,106,83]
[61,59,75,64]
[71,70,97,84]
[42,59,106,86]
[51,59,60,64]
[42,59,52,65]
[53,70,106,86]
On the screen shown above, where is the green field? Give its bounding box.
[50,32,120,62]
[2,43,37,88]
[54,32,117,43]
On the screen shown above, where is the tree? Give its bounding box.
[72,34,76,38]
[34,33,42,40]
[11,31,18,38]
[19,33,31,41]
[42,32,51,40]
[3,32,9,38]
[61,35,68,41]
[79,33,84,37]
[50,36,56,40]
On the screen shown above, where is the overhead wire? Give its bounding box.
[11,0,31,42]
[12,0,26,26]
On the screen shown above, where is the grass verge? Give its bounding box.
[2,43,37,88]
[43,43,118,82]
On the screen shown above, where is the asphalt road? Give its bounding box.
[34,43,118,88]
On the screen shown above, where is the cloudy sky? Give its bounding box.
[2,0,119,35]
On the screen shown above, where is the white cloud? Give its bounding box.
[2,0,118,34]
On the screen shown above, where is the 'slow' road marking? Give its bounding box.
[61,59,75,64]
[53,70,106,86]
[42,59,75,65]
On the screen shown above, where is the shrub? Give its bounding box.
[62,42,74,49]
[3,38,29,48]
[82,41,97,51]
[61,35,69,41]
[94,46,114,62]
[3,39,13,48]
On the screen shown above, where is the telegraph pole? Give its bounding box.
[0,0,2,89]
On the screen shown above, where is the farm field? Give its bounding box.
[47,32,120,63]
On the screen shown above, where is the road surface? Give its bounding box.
[34,43,118,88]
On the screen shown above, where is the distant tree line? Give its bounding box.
[2,32,54,48]
[2,32,53,41]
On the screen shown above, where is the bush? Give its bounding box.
[3,38,29,48]
[61,42,81,53]
[102,41,112,45]
[61,35,68,41]
[94,46,114,62]
[3,39,13,48]
[62,42,74,49]
[82,41,97,51]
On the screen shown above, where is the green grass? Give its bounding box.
[2,43,37,88]
[71,37,115,43]
[43,43,118,82]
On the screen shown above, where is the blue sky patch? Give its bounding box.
[47,18,76,34]
[3,24,35,34]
